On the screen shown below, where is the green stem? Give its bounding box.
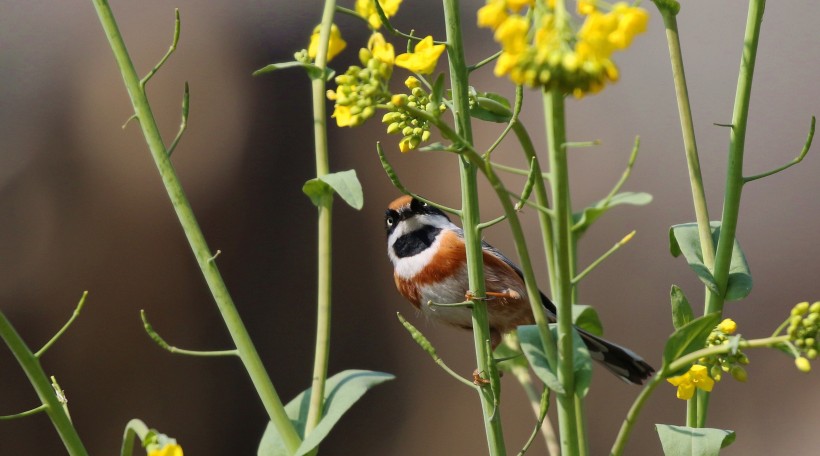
[657,9,715,273]
[609,374,662,456]
[699,0,766,427]
[304,0,337,438]
[442,1,506,453]
[544,87,580,456]
[120,419,150,456]
[0,311,88,455]
[89,1,301,452]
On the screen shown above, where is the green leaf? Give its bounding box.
[656,424,736,456]
[670,285,694,330]
[418,142,457,152]
[479,91,512,109]
[669,223,753,301]
[572,192,652,237]
[257,370,394,456]
[572,305,603,337]
[252,61,335,81]
[518,325,593,397]
[470,103,510,123]
[303,170,364,210]
[661,313,720,374]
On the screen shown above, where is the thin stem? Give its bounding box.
[609,374,662,456]
[743,116,815,183]
[572,231,636,285]
[120,419,150,456]
[510,365,559,455]
[89,1,301,451]
[0,311,88,455]
[305,0,337,438]
[0,404,48,421]
[141,310,239,357]
[657,9,715,273]
[35,291,88,358]
[469,50,503,72]
[442,0,506,453]
[544,87,580,456]
[700,0,767,427]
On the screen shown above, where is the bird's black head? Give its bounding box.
[384,196,449,236]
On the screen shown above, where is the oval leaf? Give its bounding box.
[518,324,593,396]
[669,223,753,301]
[572,304,603,337]
[670,285,694,330]
[257,369,394,456]
[656,424,736,456]
[319,170,363,210]
[661,313,720,374]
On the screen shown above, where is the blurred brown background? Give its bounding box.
[1,0,818,454]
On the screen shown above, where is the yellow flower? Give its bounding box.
[718,318,737,335]
[308,24,346,62]
[332,105,354,127]
[505,0,533,13]
[148,443,183,456]
[608,3,649,49]
[404,76,421,89]
[477,0,508,30]
[577,0,597,15]
[395,36,446,75]
[495,15,530,53]
[368,32,395,65]
[667,365,715,400]
[356,0,402,29]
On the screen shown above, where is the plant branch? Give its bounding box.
[35,291,88,358]
[89,1,301,451]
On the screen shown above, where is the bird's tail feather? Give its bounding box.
[577,327,655,385]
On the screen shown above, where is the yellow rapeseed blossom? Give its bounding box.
[307,24,347,62]
[477,0,508,30]
[356,0,403,29]
[795,356,812,373]
[147,443,183,456]
[505,0,534,13]
[368,32,395,64]
[483,0,648,96]
[718,318,737,335]
[395,36,446,75]
[667,365,715,400]
[577,0,597,15]
[327,32,394,128]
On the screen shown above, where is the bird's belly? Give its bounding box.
[417,271,473,328]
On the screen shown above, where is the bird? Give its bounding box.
[385,195,654,385]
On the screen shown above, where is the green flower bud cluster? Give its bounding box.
[382,77,445,152]
[327,48,392,128]
[698,320,749,383]
[788,301,820,372]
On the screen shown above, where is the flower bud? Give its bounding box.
[795,356,811,372]
[792,302,810,316]
[730,365,748,382]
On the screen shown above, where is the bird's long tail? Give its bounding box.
[576,328,655,385]
[538,292,654,385]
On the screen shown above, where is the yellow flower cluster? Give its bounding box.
[356,0,403,29]
[699,318,749,383]
[788,301,820,372]
[477,0,648,96]
[327,33,395,127]
[382,76,446,152]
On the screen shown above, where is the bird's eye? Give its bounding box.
[421,202,428,207]
[386,217,395,226]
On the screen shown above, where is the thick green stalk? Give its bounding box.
[304,0,337,438]
[657,9,715,272]
[699,0,766,427]
[442,0,506,453]
[0,311,88,455]
[544,88,580,455]
[89,1,301,452]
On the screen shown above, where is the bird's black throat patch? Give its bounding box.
[393,225,441,258]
